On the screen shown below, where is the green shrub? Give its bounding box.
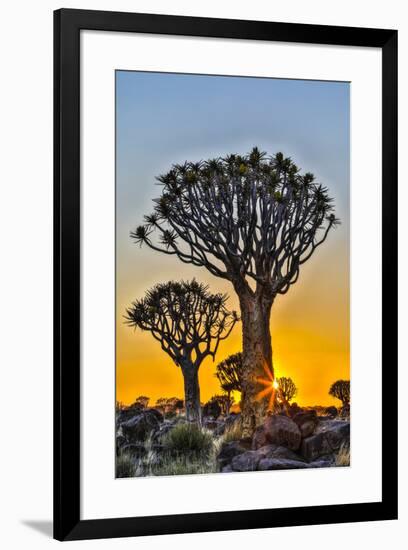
[162,422,213,458]
[116,452,136,478]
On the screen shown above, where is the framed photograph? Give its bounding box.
[54,8,398,541]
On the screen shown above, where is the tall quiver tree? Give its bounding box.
[215,352,243,414]
[132,148,339,435]
[125,280,238,424]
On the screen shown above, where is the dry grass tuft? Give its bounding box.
[221,418,243,443]
[335,443,350,467]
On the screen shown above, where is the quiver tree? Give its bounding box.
[329,380,350,407]
[155,397,184,415]
[125,280,238,424]
[132,148,339,435]
[215,352,243,413]
[277,377,297,408]
[132,395,150,409]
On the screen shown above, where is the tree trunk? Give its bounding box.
[239,293,274,437]
[180,361,202,424]
[226,390,231,416]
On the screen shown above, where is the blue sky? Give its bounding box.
[116,71,349,237]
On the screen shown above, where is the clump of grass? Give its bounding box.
[221,418,243,443]
[116,452,136,478]
[152,455,217,476]
[162,422,213,458]
[335,443,350,467]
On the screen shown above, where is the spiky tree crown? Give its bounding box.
[277,376,298,403]
[132,148,339,297]
[125,279,238,366]
[329,380,350,405]
[215,352,243,393]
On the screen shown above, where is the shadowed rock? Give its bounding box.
[258,458,309,470]
[292,410,318,438]
[263,415,302,450]
[121,409,163,443]
[301,420,350,461]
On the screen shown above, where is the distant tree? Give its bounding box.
[213,394,235,415]
[132,395,150,409]
[133,149,339,435]
[155,397,168,412]
[174,399,184,411]
[125,280,238,424]
[203,397,222,419]
[215,352,243,413]
[329,380,350,406]
[277,377,297,406]
[115,401,125,412]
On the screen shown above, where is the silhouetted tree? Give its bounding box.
[203,396,222,419]
[132,149,339,435]
[125,280,238,424]
[155,397,168,412]
[132,395,150,409]
[215,352,243,413]
[214,394,235,415]
[329,380,350,406]
[277,377,297,408]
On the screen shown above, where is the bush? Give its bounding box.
[116,452,136,478]
[162,422,213,458]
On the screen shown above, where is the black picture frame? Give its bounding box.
[54,8,398,541]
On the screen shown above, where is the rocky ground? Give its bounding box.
[116,405,350,476]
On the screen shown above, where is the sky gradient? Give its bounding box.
[116,71,350,408]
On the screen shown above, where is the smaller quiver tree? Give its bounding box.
[329,380,350,406]
[132,395,150,409]
[215,352,243,414]
[277,377,297,409]
[125,280,238,424]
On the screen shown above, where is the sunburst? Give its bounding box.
[255,362,279,410]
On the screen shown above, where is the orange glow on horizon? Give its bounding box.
[116,232,350,409]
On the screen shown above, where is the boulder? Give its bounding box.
[228,443,306,472]
[309,455,336,468]
[321,420,350,450]
[217,439,252,468]
[301,433,333,461]
[301,420,350,461]
[252,425,269,450]
[121,409,163,443]
[263,415,302,450]
[287,402,302,417]
[324,406,338,418]
[231,451,260,472]
[255,444,306,462]
[292,410,318,439]
[258,458,309,470]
